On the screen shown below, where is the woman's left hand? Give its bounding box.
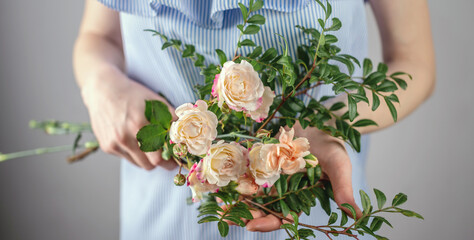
[245,121,362,232]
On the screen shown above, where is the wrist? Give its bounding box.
[80,65,128,108]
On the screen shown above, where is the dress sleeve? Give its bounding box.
[96,0,157,17]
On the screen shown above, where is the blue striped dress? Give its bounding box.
[97,0,371,239]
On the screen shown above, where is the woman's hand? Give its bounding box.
[81,66,177,170]
[246,122,362,232]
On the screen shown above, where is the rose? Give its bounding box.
[247,86,275,123]
[212,60,265,110]
[249,128,312,186]
[187,162,219,202]
[248,143,281,187]
[200,141,248,187]
[169,100,218,155]
[235,173,259,196]
[272,127,311,175]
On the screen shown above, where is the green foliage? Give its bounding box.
[141,1,417,239]
[136,100,173,152]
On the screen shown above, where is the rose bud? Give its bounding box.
[174,173,186,186]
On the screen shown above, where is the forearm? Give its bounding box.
[73,32,126,91]
[333,59,435,134]
[326,0,435,134]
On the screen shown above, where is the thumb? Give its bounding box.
[320,155,363,219]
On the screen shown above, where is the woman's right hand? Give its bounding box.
[80,66,177,171]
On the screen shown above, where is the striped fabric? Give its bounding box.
[97,0,372,239]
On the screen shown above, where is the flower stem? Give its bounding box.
[0,141,98,162]
[217,133,261,141]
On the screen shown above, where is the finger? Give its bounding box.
[121,135,155,170]
[145,151,162,166]
[246,214,281,232]
[321,156,362,219]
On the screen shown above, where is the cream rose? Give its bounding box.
[200,141,248,187]
[247,86,275,123]
[248,143,281,187]
[187,162,219,202]
[235,173,259,196]
[212,60,265,112]
[170,100,218,156]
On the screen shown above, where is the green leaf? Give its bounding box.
[364,72,385,86]
[347,95,357,121]
[371,91,380,111]
[280,200,290,218]
[373,189,387,210]
[391,71,412,80]
[332,55,354,75]
[194,53,205,67]
[224,216,245,227]
[363,58,373,77]
[215,49,227,66]
[314,188,331,215]
[286,194,301,212]
[161,41,174,50]
[248,46,262,58]
[392,193,408,206]
[247,14,265,24]
[370,217,383,232]
[341,203,357,220]
[145,100,172,129]
[198,216,220,224]
[326,18,342,31]
[239,39,256,47]
[352,119,378,127]
[244,25,260,35]
[384,97,398,122]
[359,190,371,214]
[307,167,316,185]
[377,62,388,74]
[328,212,338,225]
[340,211,348,226]
[375,80,398,92]
[136,124,167,152]
[275,175,288,196]
[217,221,229,237]
[348,128,361,152]
[399,209,424,219]
[238,3,248,20]
[326,1,332,18]
[260,48,278,62]
[250,0,264,12]
[182,44,195,58]
[392,77,408,90]
[290,211,299,226]
[289,172,305,191]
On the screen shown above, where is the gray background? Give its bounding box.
[0,1,472,239]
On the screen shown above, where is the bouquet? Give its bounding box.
[0,0,422,239]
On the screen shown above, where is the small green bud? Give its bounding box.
[85,141,99,148]
[29,120,39,129]
[174,173,186,186]
[172,144,187,158]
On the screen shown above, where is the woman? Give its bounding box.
[73,0,435,239]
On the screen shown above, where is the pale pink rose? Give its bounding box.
[187,162,219,202]
[249,143,281,187]
[247,86,275,123]
[200,141,248,187]
[276,128,311,175]
[170,100,218,155]
[235,173,259,196]
[214,60,264,112]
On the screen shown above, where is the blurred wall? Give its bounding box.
[0,1,473,239]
